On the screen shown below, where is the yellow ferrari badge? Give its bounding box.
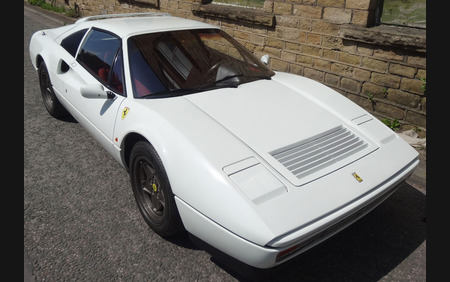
[352,172,363,183]
[121,107,130,120]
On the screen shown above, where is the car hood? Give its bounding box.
[184,72,378,186]
[134,72,416,247]
[186,78,340,155]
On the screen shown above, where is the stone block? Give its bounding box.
[361,57,388,72]
[321,35,343,49]
[386,89,421,108]
[276,16,299,28]
[389,63,416,78]
[323,49,338,60]
[281,51,297,62]
[407,55,426,68]
[270,58,289,72]
[401,78,425,95]
[306,33,321,45]
[345,0,371,10]
[233,30,249,41]
[374,102,405,120]
[290,64,304,75]
[265,37,284,49]
[362,82,385,98]
[373,48,404,61]
[351,10,369,26]
[416,69,426,79]
[302,45,322,57]
[304,67,324,82]
[296,54,313,66]
[323,7,351,24]
[274,2,292,15]
[311,20,340,36]
[318,0,344,8]
[341,77,360,93]
[325,73,339,87]
[313,58,331,71]
[339,52,361,66]
[353,69,371,81]
[286,42,302,52]
[331,63,353,77]
[293,5,323,19]
[371,73,401,88]
[405,111,426,127]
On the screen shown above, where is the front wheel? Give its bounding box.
[38,61,68,119]
[129,141,183,237]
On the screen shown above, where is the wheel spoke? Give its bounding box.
[142,187,152,196]
[136,160,165,219]
[139,162,153,187]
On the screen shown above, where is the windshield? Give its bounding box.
[127,29,275,98]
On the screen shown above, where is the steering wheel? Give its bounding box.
[207,60,224,79]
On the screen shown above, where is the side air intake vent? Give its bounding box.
[271,126,368,180]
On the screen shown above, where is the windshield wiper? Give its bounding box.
[207,73,271,88]
[139,74,271,99]
[208,74,243,88]
[139,87,203,99]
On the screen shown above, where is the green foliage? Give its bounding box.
[419,77,426,93]
[28,0,80,18]
[382,118,401,131]
[366,91,376,110]
[28,0,46,5]
[382,87,389,99]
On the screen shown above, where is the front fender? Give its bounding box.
[114,97,278,246]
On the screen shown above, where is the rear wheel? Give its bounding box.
[38,61,68,119]
[129,141,183,237]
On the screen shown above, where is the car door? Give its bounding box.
[63,28,126,157]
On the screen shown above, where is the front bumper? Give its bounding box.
[175,157,418,269]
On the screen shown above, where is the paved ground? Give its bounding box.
[24,3,426,281]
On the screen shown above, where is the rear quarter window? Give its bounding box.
[60,28,88,57]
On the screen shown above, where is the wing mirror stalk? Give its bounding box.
[81,84,115,99]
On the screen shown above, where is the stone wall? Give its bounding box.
[54,0,426,131]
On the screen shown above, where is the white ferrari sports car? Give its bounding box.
[29,12,419,269]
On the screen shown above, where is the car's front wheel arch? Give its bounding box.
[128,140,184,237]
[36,55,44,71]
[121,132,148,172]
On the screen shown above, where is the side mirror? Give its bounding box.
[261,54,270,65]
[80,84,114,99]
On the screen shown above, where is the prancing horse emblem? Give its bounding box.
[121,107,130,120]
[352,172,363,183]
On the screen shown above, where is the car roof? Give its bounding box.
[74,13,218,38]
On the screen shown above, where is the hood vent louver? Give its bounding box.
[271,126,368,180]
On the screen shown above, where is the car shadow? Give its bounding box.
[165,230,202,251]
[196,183,426,281]
[55,112,78,123]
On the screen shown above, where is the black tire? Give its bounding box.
[129,141,183,237]
[38,61,68,119]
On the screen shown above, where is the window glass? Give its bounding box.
[128,29,274,98]
[379,0,426,28]
[109,49,125,95]
[77,29,121,84]
[128,38,167,97]
[61,28,88,57]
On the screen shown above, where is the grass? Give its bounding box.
[28,0,79,18]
